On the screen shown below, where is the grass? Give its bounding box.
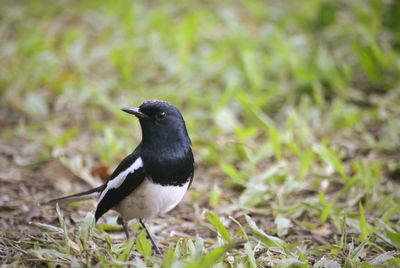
[1,0,400,267]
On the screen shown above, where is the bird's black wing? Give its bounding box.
[95,147,146,222]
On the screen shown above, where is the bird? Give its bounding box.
[43,100,194,254]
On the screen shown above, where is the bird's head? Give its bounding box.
[122,100,192,148]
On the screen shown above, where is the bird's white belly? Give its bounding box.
[115,178,189,220]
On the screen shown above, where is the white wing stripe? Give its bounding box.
[98,157,144,203]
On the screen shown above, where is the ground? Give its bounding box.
[1,0,400,267]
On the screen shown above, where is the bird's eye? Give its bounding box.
[155,111,166,120]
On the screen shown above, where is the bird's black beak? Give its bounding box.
[121,107,148,119]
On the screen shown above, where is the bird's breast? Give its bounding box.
[141,146,194,186]
[115,178,190,220]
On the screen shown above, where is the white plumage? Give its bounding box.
[115,179,190,220]
[98,157,144,203]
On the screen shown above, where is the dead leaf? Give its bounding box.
[311,224,332,236]
[91,164,109,183]
[41,159,81,194]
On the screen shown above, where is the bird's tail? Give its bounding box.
[41,185,105,206]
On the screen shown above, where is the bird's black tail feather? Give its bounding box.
[41,185,105,206]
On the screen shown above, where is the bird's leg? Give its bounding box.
[117,216,130,239]
[139,219,162,254]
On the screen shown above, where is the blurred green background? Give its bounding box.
[1,0,399,266]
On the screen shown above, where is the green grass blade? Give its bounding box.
[245,215,286,250]
[359,202,369,241]
[206,211,232,243]
[135,229,152,258]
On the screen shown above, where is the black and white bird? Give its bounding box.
[44,100,194,254]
